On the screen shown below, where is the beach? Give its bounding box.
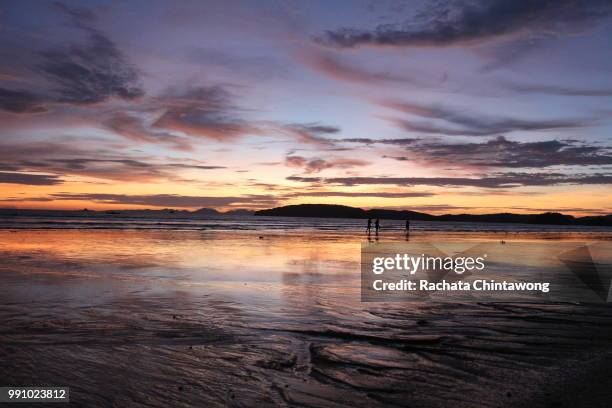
[1,222,612,407]
[2,0,612,405]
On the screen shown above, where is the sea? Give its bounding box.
[1,213,611,233]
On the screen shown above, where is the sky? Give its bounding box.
[0,0,611,215]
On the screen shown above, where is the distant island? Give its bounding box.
[0,207,254,218]
[192,208,254,216]
[255,204,612,227]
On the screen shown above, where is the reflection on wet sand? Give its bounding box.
[1,230,612,407]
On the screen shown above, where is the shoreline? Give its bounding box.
[2,227,611,240]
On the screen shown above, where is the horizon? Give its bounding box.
[1,1,612,216]
[1,203,610,218]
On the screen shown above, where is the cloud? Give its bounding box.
[38,31,144,105]
[282,123,340,145]
[164,163,226,170]
[317,0,612,49]
[0,4,143,114]
[104,111,194,151]
[343,137,419,146]
[0,141,225,183]
[285,154,369,173]
[287,172,612,188]
[383,136,612,168]
[0,89,47,113]
[382,100,587,136]
[0,171,63,185]
[108,88,341,146]
[504,82,612,97]
[476,39,545,72]
[42,193,278,208]
[52,1,99,28]
[286,191,435,198]
[187,48,287,80]
[296,48,417,84]
[152,86,256,141]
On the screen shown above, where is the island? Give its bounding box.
[255,204,612,226]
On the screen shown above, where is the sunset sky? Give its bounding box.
[1,0,611,215]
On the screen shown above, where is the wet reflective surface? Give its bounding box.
[2,229,612,407]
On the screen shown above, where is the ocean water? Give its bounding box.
[1,214,611,233]
[1,226,612,407]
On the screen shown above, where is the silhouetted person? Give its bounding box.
[405,219,411,240]
[375,218,380,235]
[366,218,372,235]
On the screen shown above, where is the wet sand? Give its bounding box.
[1,229,612,407]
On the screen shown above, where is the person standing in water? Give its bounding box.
[366,218,372,235]
[405,219,410,240]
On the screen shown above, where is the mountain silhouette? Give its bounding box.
[255,204,612,227]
